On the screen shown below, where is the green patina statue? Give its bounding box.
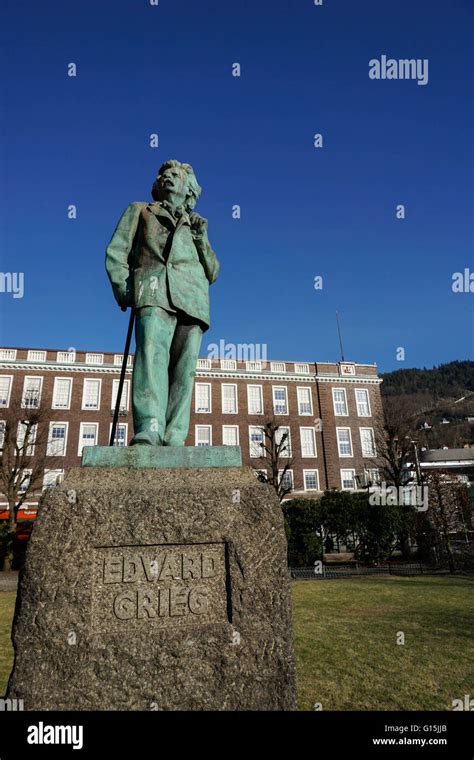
[106,160,220,446]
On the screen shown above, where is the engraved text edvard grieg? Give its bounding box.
[92,543,228,631]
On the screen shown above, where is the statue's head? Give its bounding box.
[151,160,202,211]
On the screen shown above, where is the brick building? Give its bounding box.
[0,346,383,517]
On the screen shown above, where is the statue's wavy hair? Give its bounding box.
[151,159,202,211]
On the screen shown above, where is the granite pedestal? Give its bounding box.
[7,448,297,710]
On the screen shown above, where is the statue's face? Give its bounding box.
[156,166,188,207]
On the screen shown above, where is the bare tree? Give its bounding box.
[252,418,296,502]
[420,470,471,573]
[0,398,62,567]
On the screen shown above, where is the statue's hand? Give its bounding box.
[190,212,208,240]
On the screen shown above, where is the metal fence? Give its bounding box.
[289,562,449,580]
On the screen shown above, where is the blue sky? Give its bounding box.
[0,0,472,372]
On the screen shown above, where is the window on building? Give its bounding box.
[340,469,356,490]
[336,427,353,457]
[52,378,72,409]
[360,427,376,457]
[249,426,264,457]
[220,359,236,370]
[78,423,98,454]
[82,379,101,410]
[247,385,263,415]
[332,388,348,416]
[222,425,239,446]
[221,384,237,414]
[43,469,64,491]
[85,353,103,365]
[272,386,288,415]
[278,469,294,492]
[364,467,380,486]
[0,376,12,407]
[195,425,212,447]
[195,383,211,413]
[22,377,43,409]
[304,470,319,491]
[47,422,68,456]
[110,423,128,447]
[355,388,371,417]
[57,350,75,363]
[197,358,211,369]
[17,422,37,456]
[300,427,317,457]
[27,350,46,362]
[270,362,286,373]
[0,420,5,448]
[16,469,32,494]
[275,426,292,457]
[246,361,262,372]
[297,386,312,415]
[111,379,130,412]
[294,363,309,374]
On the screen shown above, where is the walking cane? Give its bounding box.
[109,306,136,446]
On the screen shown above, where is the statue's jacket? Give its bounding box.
[105,201,220,330]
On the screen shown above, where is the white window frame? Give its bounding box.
[197,358,211,369]
[297,386,313,416]
[275,426,292,457]
[111,379,130,411]
[332,387,348,416]
[300,427,317,458]
[359,427,376,457]
[303,469,320,491]
[294,363,309,375]
[340,468,356,490]
[0,375,13,407]
[272,386,289,415]
[220,359,237,370]
[270,362,286,373]
[195,382,212,413]
[221,383,238,414]
[336,427,353,457]
[109,422,128,447]
[52,377,73,410]
[16,468,32,494]
[78,422,99,455]
[47,421,69,457]
[249,426,265,458]
[364,467,381,486]
[27,350,46,362]
[222,425,239,446]
[22,376,43,409]
[247,384,263,415]
[16,421,37,456]
[81,378,102,410]
[195,424,212,447]
[278,469,294,492]
[0,420,5,448]
[43,469,64,491]
[355,388,372,417]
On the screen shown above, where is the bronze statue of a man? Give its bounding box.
[106,160,220,446]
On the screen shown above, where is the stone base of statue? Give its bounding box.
[7,447,297,710]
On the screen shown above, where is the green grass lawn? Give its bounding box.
[293,575,474,710]
[1,576,473,710]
